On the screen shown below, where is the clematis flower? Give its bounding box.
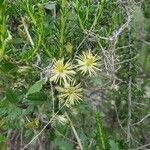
[56,81,83,106]
[50,58,75,84]
[76,51,100,76]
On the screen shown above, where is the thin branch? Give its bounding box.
[133,114,150,126]
[65,112,83,150]
[134,143,150,150]
[114,103,127,135]
[127,35,132,149]
[22,17,34,47]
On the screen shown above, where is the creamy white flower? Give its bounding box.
[76,51,100,76]
[50,58,75,84]
[56,81,83,106]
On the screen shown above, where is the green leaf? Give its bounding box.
[0,135,6,143]
[6,89,17,103]
[24,105,35,115]
[0,100,9,108]
[5,89,21,103]
[0,61,17,73]
[27,91,47,102]
[26,79,46,96]
[7,107,23,120]
[109,139,120,150]
[20,48,35,60]
[91,76,102,86]
[54,138,73,150]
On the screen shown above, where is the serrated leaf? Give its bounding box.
[26,79,46,96]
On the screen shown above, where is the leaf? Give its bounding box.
[109,139,120,150]
[26,79,46,96]
[0,100,9,108]
[8,107,23,120]
[20,49,35,60]
[5,89,21,103]
[0,119,5,129]
[0,135,6,143]
[24,105,35,115]
[27,91,47,102]
[54,138,73,150]
[91,76,102,86]
[0,108,7,117]
[0,61,17,73]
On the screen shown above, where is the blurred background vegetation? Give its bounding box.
[0,0,149,149]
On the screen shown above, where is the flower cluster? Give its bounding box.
[50,51,100,107]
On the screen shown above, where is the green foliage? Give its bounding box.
[0,0,149,149]
[54,138,74,150]
[0,0,7,60]
[26,79,46,96]
[109,139,120,150]
[95,112,108,150]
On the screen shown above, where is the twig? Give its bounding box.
[50,81,55,115]
[134,143,150,150]
[88,139,94,150]
[20,128,23,148]
[65,112,83,150]
[127,36,132,148]
[114,103,127,134]
[22,17,34,47]
[110,10,131,41]
[133,114,150,126]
